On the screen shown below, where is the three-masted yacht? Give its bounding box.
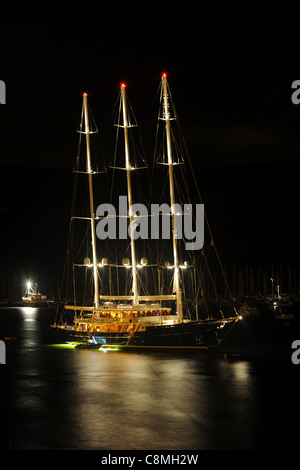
[52,74,239,350]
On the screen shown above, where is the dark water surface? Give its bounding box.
[0,306,299,451]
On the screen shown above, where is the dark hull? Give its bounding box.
[54,318,238,350]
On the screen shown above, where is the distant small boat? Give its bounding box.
[22,281,47,307]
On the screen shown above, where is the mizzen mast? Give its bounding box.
[161,73,183,321]
[82,92,99,308]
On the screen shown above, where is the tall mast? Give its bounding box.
[120,83,138,305]
[161,73,183,321]
[82,92,99,308]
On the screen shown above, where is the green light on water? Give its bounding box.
[48,342,80,349]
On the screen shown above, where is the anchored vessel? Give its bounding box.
[22,281,47,307]
[52,74,239,350]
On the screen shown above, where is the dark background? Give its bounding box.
[0,1,300,298]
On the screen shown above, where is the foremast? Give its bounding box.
[82,92,99,308]
[161,73,183,322]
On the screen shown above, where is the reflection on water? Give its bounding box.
[21,307,36,315]
[0,307,299,450]
[60,352,259,450]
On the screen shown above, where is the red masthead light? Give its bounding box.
[121,82,126,89]
[83,92,87,97]
[162,72,167,79]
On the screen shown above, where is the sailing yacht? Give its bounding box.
[52,74,239,350]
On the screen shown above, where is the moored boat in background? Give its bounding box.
[22,281,47,307]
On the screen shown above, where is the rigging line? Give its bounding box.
[72,263,77,307]
[109,96,122,204]
[73,104,84,171]
[174,108,237,314]
[82,269,93,306]
[56,134,82,322]
[102,88,122,143]
[86,98,99,133]
[196,267,210,319]
[85,77,159,99]
[140,79,162,137]
[151,82,164,196]
[124,76,160,89]
[57,181,76,285]
[181,269,188,313]
[80,84,122,98]
[126,92,147,165]
[170,126,185,164]
[210,319,238,350]
[136,271,149,297]
[97,266,107,297]
[202,248,224,319]
[176,161,202,269]
[73,224,91,263]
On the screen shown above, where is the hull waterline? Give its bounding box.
[52,317,238,350]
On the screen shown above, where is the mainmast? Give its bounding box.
[82,92,99,308]
[161,73,183,321]
[120,83,139,305]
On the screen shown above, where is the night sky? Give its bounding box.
[1,3,300,169]
[1,2,300,295]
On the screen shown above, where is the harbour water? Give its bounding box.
[0,306,299,451]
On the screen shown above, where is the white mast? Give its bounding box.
[120,83,139,305]
[161,73,183,321]
[82,92,99,308]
